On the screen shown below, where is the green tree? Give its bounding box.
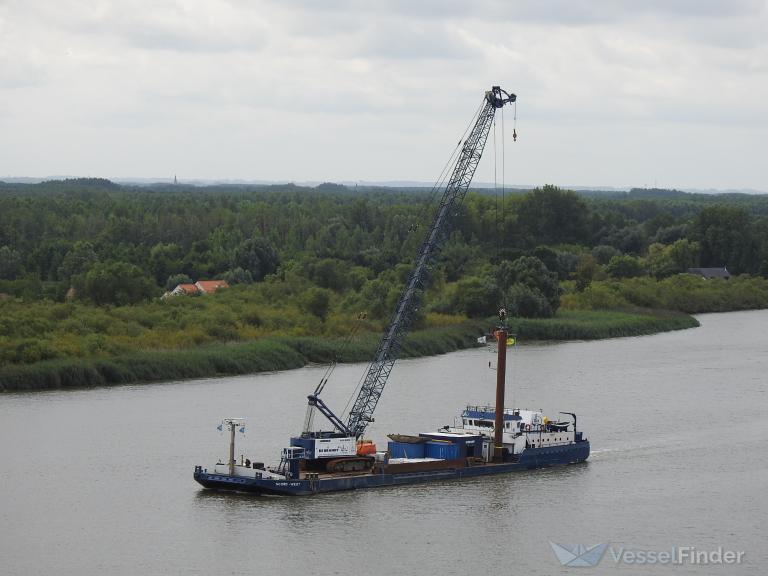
[358,278,392,319]
[300,287,332,321]
[233,237,280,281]
[149,243,183,285]
[208,227,243,274]
[651,224,687,245]
[667,238,699,273]
[573,255,599,291]
[166,273,193,291]
[516,185,591,246]
[692,206,754,273]
[309,258,348,291]
[222,267,254,285]
[591,245,620,265]
[347,266,372,291]
[556,251,581,280]
[506,283,553,318]
[182,240,214,279]
[645,239,701,279]
[601,225,647,255]
[606,254,644,278]
[0,246,23,280]
[531,246,560,273]
[57,241,97,282]
[83,261,157,305]
[499,256,561,313]
[451,275,501,318]
[32,240,69,281]
[440,234,478,282]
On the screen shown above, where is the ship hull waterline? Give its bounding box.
[194,441,590,496]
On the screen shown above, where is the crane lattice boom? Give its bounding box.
[345,86,516,438]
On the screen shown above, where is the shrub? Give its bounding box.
[606,255,645,278]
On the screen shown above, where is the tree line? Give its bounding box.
[1,178,768,318]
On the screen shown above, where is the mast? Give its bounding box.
[222,418,243,474]
[493,325,508,462]
[229,421,236,475]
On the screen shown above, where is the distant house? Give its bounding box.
[195,279,229,294]
[687,267,731,280]
[162,279,229,299]
[171,283,200,296]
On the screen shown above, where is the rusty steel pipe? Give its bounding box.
[494,328,507,462]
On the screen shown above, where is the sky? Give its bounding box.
[1,0,766,191]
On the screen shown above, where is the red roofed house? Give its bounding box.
[162,279,229,299]
[195,280,229,294]
[170,283,200,296]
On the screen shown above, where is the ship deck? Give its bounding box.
[194,440,590,496]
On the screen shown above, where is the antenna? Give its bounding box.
[220,418,245,475]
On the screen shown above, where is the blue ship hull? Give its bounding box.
[194,440,589,496]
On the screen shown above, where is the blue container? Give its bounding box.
[388,441,425,459]
[425,441,460,460]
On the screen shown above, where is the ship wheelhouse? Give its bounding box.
[453,405,576,455]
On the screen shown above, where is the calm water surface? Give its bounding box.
[1,311,766,575]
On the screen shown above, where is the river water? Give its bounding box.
[1,311,766,575]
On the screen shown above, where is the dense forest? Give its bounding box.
[1,178,768,386]
[2,178,768,305]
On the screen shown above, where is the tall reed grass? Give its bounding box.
[0,312,697,392]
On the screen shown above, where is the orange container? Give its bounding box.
[356,440,377,456]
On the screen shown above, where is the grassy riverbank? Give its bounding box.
[505,308,698,340]
[0,309,698,392]
[0,321,486,392]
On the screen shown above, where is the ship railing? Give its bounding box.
[277,447,306,477]
[463,404,519,415]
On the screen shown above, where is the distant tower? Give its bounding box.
[174,174,178,185]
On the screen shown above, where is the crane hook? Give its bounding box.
[512,128,517,142]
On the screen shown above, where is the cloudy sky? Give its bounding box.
[1,0,766,190]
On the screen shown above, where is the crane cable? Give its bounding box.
[494,110,499,238]
[303,313,367,434]
[493,104,520,406]
[499,106,507,317]
[339,97,486,425]
[314,312,366,396]
[497,102,516,256]
[425,99,485,209]
[512,98,517,142]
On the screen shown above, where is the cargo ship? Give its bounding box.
[193,327,590,496]
[193,86,590,496]
[193,412,589,496]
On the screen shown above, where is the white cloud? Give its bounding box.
[0,0,766,190]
